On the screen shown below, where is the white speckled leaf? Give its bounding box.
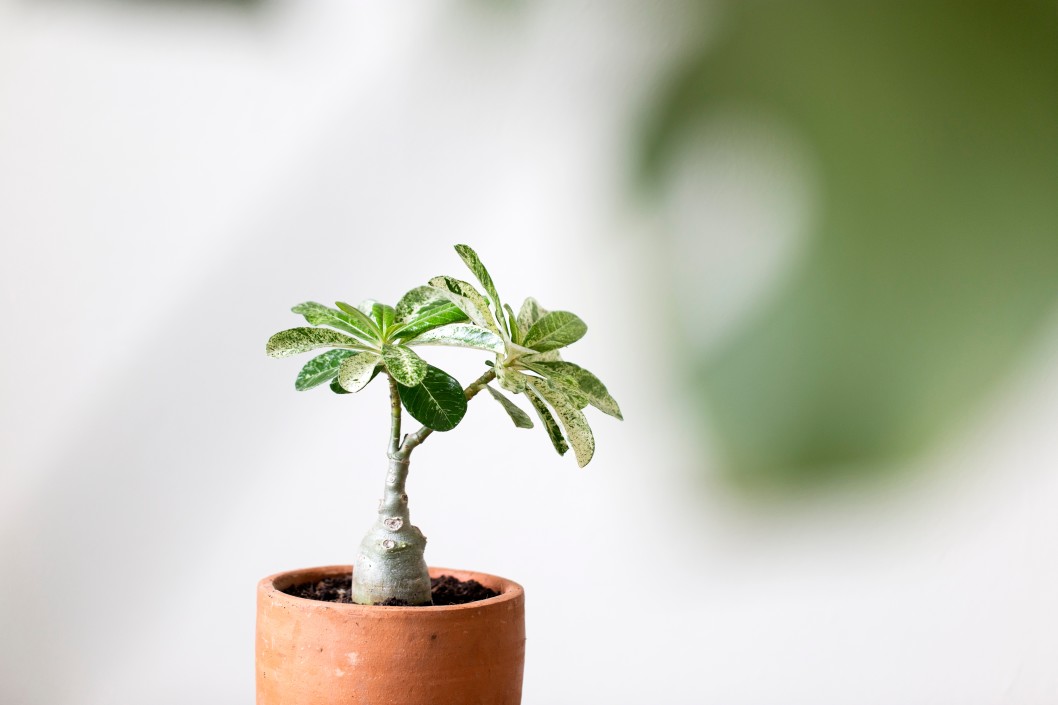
[516,297,547,341]
[497,366,528,394]
[404,323,505,354]
[521,360,623,420]
[295,349,356,391]
[485,385,534,429]
[381,344,428,386]
[428,276,501,336]
[524,383,569,457]
[266,327,370,358]
[527,378,595,467]
[523,311,587,353]
[292,302,379,344]
[454,244,506,335]
[394,287,468,338]
[337,351,382,393]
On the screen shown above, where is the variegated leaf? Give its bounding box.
[404,323,505,354]
[333,301,383,340]
[393,287,469,338]
[329,377,350,394]
[516,297,548,341]
[397,365,468,432]
[454,244,505,334]
[371,303,396,333]
[485,385,534,429]
[503,304,520,344]
[520,360,623,420]
[291,302,379,343]
[428,275,501,336]
[295,349,356,391]
[337,351,382,393]
[524,384,569,457]
[266,327,370,358]
[395,300,468,340]
[523,311,587,353]
[381,344,428,386]
[497,365,528,393]
[527,378,595,467]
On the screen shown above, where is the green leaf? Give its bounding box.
[485,385,534,429]
[295,349,356,391]
[520,360,623,420]
[371,303,396,333]
[428,275,501,335]
[524,384,569,457]
[330,378,350,394]
[454,244,505,332]
[333,302,384,340]
[527,378,595,467]
[503,304,520,344]
[523,311,588,352]
[393,287,469,338]
[337,351,382,393]
[266,327,370,358]
[403,323,506,354]
[516,297,547,341]
[292,301,379,343]
[397,365,468,432]
[381,344,428,386]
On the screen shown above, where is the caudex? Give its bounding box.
[266,245,622,605]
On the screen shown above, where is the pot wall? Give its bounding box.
[256,565,526,705]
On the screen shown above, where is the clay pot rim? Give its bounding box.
[260,564,524,613]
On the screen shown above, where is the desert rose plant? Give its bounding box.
[265,245,622,605]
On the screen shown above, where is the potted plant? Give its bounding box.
[258,244,622,705]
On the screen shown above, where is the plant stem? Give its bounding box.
[350,367,497,605]
[399,368,496,457]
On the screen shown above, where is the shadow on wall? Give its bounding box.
[640,0,1058,488]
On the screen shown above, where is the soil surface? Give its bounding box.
[284,574,500,606]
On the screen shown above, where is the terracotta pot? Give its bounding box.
[256,565,526,705]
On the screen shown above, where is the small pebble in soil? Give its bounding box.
[283,575,499,606]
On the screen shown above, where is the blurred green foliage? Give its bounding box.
[643,1,1058,486]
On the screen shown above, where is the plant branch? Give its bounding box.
[399,368,497,458]
[387,373,402,457]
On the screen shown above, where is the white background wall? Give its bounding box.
[2,1,1057,703]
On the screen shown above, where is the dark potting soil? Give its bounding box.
[283,574,499,606]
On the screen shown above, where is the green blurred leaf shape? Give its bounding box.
[642,0,1058,485]
[296,349,356,391]
[523,311,587,353]
[485,385,534,428]
[397,365,469,432]
[381,344,428,386]
[266,327,370,358]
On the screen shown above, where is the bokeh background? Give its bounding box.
[2,1,1056,703]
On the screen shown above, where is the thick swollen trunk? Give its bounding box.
[350,369,496,605]
[351,456,431,605]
